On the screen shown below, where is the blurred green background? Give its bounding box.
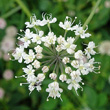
[0,0,110,110]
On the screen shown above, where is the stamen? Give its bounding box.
[84,25,88,32]
[82,42,88,46]
[60,97,63,102]
[93,71,100,74]
[20,83,29,86]
[15,75,26,78]
[78,21,82,27]
[75,90,79,96]
[94,62,101,64]
[71,16,77,25]
[80,86,83,91]
[17,33,24,37]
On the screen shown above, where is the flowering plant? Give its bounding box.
[11,13,100,101]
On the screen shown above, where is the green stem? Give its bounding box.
[47,23,51,32]
[64,30,68,38]
[59,60,64,74]
[83,0,102,29]
[51,45,57,55]
[43,49,53,55]
[15,0,31,18]
[1,6,21,19]
[74,0,102,42]
[53,60,58,72]
[49,58,57,68]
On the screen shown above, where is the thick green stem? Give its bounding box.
[1,6,21,19]
[15,0,31,18]
[74,0,102,42]
[83,0,101,29]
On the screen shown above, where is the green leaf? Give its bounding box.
[84,86,97,108]
[98,93,107,107]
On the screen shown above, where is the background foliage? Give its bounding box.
[0,0,110,110]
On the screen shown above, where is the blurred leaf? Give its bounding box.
[39,98,58,110]
[84,86,97,108]
[98,93,107,107]
[12,105,30,110]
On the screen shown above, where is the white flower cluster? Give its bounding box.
[12,14,100,101]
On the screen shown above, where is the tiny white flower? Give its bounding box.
[62,57,70,64]
[75,50,83,59]
[31,31,44,44]
[57,35,65,44]
[12,46,24,63]
[40,13,57,26]
[64,37,76,54]
[20,29,33,48]
[71,60,79,68]
[36,53,43,59]
[42,32,56,47]
[46,82,63,100]
[85,41,96,59]
[28,83,35,92]
[78,60,89,75]
[23,65,35,75]
[34,45,43,53]
[70,70,81,82]
[65,67,72,74]
[66,79,81,92]
[29,81,41,93]
[86,58,95,72]
[49,73,57,80]
[23,49,35,64]
[25,15,41,28]
[42,66,49,73]
[37,73,45,82]
[59,74,67,82]
[59,16,77,31]
[27,74,37,83]
[32,60,40,69]
[74,25,91,39]
[56,45,63,52]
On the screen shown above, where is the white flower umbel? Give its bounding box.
[12,14,100,101]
